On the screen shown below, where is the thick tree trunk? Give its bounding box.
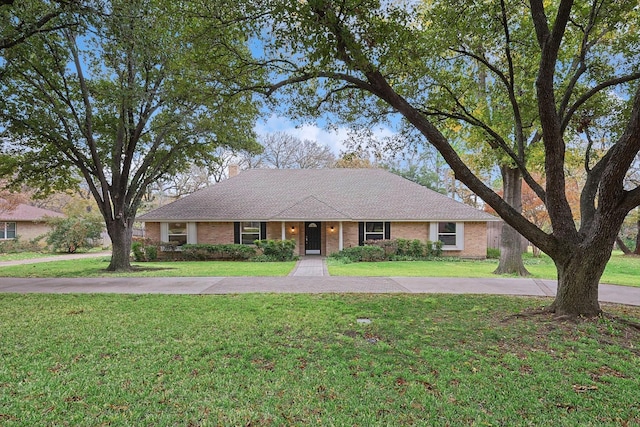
[494,167,530,276]
[106,218,134,271]
[550,244,612,317]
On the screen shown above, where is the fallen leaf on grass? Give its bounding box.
[572,384,598,393]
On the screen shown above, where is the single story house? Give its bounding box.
[138,168,499,258]
[0,202,65,242]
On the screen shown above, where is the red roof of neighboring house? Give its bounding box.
[0,202,65,221]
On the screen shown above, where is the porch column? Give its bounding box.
[281,221,286,240]
[339,221,343,251]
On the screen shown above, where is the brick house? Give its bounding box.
[138,168,499,258]
[0,202,64,242]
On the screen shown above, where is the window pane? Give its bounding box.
[0,223,5,239]
[366,222,383,233]
[168,234,187,245]
[366,233,384,240]
[241,233,259,245]
[439,222,456,233]
[6,222,15,239]
[242,222,260,233]
[440,235,456,246]
[168,223,186,234]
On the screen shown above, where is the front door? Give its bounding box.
[305,222,321,255]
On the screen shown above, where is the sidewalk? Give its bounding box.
[0,255,639,306]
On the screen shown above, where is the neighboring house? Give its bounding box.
[0,202,65,242]
[138,168,499,258]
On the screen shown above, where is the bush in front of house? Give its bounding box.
[330,245,386,262]
[180,244,257,261]
[254,239,297,261]
[0,236,43,254]
[330,239,444,262]
[486,247,500,259]
[131,239,159,262]
[46,216,103,253]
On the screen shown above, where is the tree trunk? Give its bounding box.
[106,217,134,271]
[550,243,612,317]
[634,219,640,255]
[494,167,530,276]
[616,235,632,255]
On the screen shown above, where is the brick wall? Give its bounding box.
[197,222,234,244]
[145,222,160,242]
[390,222,430,241]
[445,221,486,259]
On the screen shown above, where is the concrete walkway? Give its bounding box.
[0,251,111,267]
[289,256,329,277]
[0,254,639,306]
[0,275,639,306]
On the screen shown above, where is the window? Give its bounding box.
[358,222,391,245]
[430,222,464,250]
[0,222,16,240]
[240,221,261,245]
[168,222,187,246]
[364,222,385,240]
[438,222,457,246]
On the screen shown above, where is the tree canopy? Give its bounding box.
[0,0,262,270]
[253,0,640,316]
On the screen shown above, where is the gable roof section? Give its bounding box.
[138,168,498,222]
[0,202,65,221]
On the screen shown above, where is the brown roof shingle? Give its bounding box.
[0,202,65,221]
[138,168,498,222]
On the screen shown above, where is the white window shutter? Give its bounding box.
[187,223,197,244]
[160,223,169,242]
[456,222,465,251]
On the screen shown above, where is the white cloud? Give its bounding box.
[254,114,395,156]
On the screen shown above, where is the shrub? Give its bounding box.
[254,239,296,261]
[487,247,500,259]
[46,216,103,253]
[330,245,386,262]
[332,238,444,262]
[0,236,42,254]
[180,244,256,261]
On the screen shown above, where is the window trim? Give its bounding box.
[234,221,267,245]
[160,222,196,249]
[430,222,464,251]
[240,221,261,245]
[364,221,385,241]
[0,222,16,240]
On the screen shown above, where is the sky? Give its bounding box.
[254,113,397,157]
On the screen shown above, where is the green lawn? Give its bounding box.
[0,257,296,277]
[0,294,638,426]
[0,251,61,262]
[328,252,640,287]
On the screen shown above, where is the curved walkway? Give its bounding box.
[0,255,638,306]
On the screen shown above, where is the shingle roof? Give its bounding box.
[0,202,65,221]
[138,168,498,222]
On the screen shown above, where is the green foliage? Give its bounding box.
[45,216,103,253]
[180,244,257,261]
[131,239,159,262]
[254,239,297,261]
[330,245,386,263]
[331,239,444,263]
[487,247,501,259]
[0,236,42,254]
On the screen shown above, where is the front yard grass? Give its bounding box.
[0,293,638,426]
[0,257,296,277]
[327,252,640,287]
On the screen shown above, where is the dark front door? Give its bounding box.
[305,222,321,255]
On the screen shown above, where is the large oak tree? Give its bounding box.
[254,0,640,316]
[0,0,261,270]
